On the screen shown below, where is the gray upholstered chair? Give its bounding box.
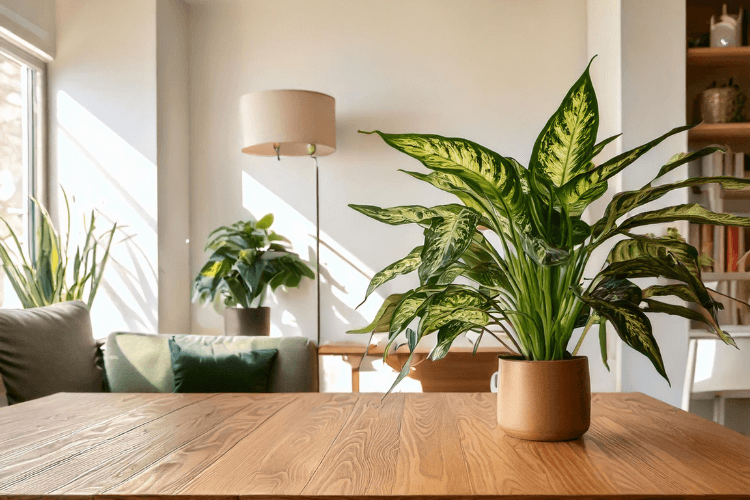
[104,332,318,393]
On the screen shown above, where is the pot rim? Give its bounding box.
[498,355,588,363]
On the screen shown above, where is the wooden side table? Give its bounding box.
[318,343,508,392]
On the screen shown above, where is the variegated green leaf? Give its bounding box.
[388,291,430,339]
[577,292,668,384]
[430,320,473,361]
[591,133,621,159]
[360,246,422,306]
[599,177,750,235]
[642,285,730,345]
[518,231,570,266]
[363,131,533,233]
[598,252,719,330]
[655,147,724,180]
[417,288,489,336]
[384,328,419,398]
[349,204,440,226]
[347,293,404,334]
[598,319,609,371]
[419,206,480,283]
[436,262,470,285]
[617,203,750,234]
[399,170,487,215]
[642,299,736,348]
[529,57,598,187]
[558,124,694,216]
[607,232,701,277]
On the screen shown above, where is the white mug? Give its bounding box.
[490,371,499,393]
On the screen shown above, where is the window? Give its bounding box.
[0,40,45,307]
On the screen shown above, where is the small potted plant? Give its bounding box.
[348,58,749,441]
[193,214,314,336]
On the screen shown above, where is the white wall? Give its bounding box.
[620,0,688,407]
[49,0,158,337]
[188,0,589,348]
[0,0,55,59]
[156,0,191,334]
[578,0,622,393]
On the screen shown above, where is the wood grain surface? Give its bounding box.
[1,392,749,499]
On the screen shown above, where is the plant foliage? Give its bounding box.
[349,58,746,394]
[193,214,315,311]
[0,188,119,309]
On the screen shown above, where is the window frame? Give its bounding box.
[0,37,47,254]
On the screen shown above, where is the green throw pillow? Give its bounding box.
[168,337,277,393]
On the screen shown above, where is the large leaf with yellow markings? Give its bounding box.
[559,124,694,216]
[363,130,533,233]
[418,206,481,283]
[529,58,598,187]
[360,246,422,306]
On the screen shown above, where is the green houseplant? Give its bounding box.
[193,214,315,336]
[348,58,749,440]
[0,189,118,309]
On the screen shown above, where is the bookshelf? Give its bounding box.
[688,123,750,151]
[687,1,750,328]
[687,46,750,67]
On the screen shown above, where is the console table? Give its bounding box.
[318,343,509,391]
[1,392,749,498]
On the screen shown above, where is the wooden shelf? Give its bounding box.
[721,187,750,199]
[702,271,750,281]
[688,122,750,151]
[687,47,750,67]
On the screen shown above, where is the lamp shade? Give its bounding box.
[240,90,336,157]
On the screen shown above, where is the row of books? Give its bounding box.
[701,150,749,179]
[689,224,750,273]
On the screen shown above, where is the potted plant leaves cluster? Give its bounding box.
[0,188,119,309]
[193,213,315,336]
[349,58,750,441]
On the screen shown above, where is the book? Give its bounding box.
[735,152,745,178]
[689,223,700,248]
[728,226,740,272]
[716,225,726,273]
[725,149,735,176]
[701,224,714,272]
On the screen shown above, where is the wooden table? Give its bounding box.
[318,343,509,392]
[1,392,750,499]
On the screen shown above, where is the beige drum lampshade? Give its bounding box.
[240,90,336,157]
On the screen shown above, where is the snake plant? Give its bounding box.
[0,189,118,309]
[349,58,748,393]
[193,214,315,311]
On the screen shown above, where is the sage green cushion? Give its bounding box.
[169,337,277,393]
[104,332,317,392]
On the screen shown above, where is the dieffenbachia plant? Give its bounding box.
[348,58,749,393]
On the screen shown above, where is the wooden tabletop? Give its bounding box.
[1,392,749,499]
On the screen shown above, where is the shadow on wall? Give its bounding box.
[55,91,158,336]
[240,171,383,339]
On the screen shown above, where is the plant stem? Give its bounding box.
[572,314,595,356]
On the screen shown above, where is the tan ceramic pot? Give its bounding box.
[496,355,591,441]
[222,307,271,336]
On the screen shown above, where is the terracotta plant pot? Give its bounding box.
[222,307,270,336]
[496,355,590,441]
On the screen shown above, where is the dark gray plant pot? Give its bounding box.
[222,307,270,336]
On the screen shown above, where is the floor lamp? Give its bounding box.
[239,89,336,347]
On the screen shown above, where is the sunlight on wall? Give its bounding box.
[55,90,158,337]
[694,338,716,384]
[241,170,384,338]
